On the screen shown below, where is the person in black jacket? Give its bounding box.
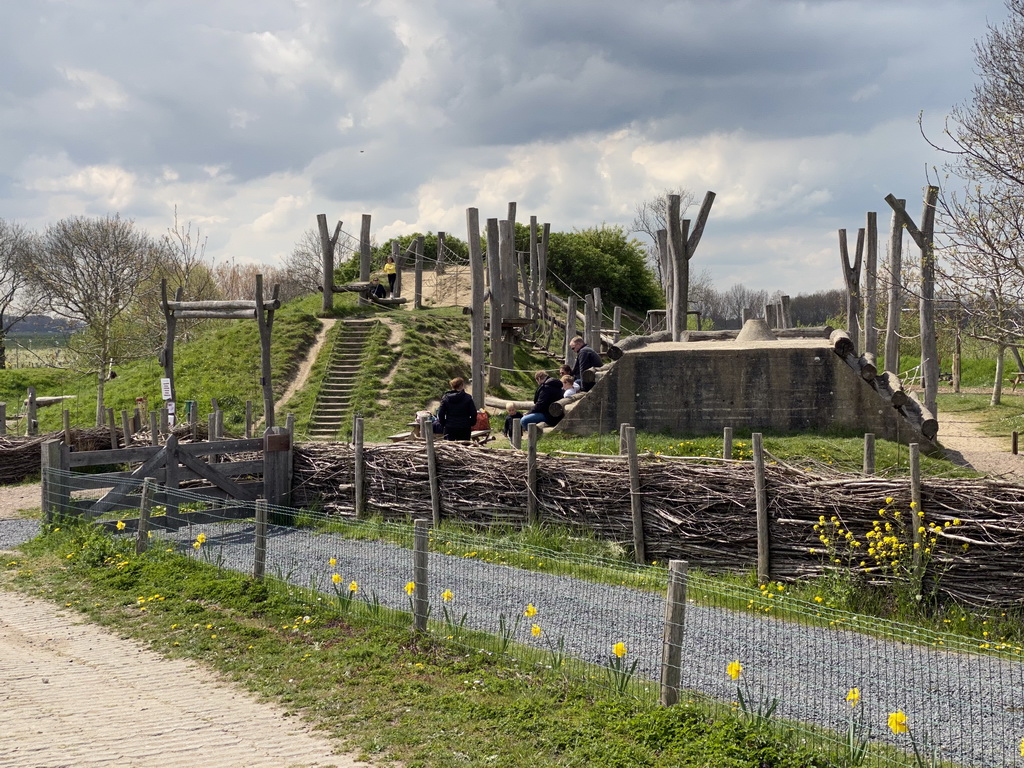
[519,371,563,433]
[436,377,477,441]
[569,336,602,392]
[368,276,387,299]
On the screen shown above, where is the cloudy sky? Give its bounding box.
[0,0,1009,296]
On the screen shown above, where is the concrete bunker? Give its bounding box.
[554,320,936,447]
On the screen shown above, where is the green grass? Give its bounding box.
[3,524,851,768]
[935,391,1024,440]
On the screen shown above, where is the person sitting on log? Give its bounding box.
[368,276,387,299]
[561,374,579,398]
[569,336,601,392]
[502,401,522,441]
[436,376,477,441]
[519,371,563,434]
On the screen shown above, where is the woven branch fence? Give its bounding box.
[292,441,1024,608]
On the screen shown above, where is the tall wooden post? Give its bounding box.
[486,218,503,388]
[263,426,292,508]
[27,387,37,436]
[528,216,539,322]
[136,477,155,555]
[253,498,267,579]
[526,423,539,525]
[413,519,429,633]
[353,416,365,518]
[318,214,342,314]
[838,227,864,353]
[467,208,486,404]
[884,200,905,373]
[414,235,424,309]
[624,425,645,564]
[424,425,441,527]
[255,274,275,428]
[436,230,446,275]
[499,219,516,377]
[539,223,550,338]
[863,212,878,357]
[359,214,372,284]
[886,188,940,415]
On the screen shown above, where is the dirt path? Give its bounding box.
[0,590,368,767]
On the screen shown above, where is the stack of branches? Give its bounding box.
[0,428,116,484]
[292,443,1024,607]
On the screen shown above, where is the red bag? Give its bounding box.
[473,410,491,431]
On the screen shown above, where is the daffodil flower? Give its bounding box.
[887,710,908,734]
[612,642,627,658]
[404,581,415,596]
[846,687,860,707]
[726,660,743,680]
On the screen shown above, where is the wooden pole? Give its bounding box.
[753,433,770,584]
[528,216,539,323]
[254,498,268,580]
[263,426,292,508]
[255,274,275,428]
[565,296,578,367]
[499,219,516,379]
[41,439,68,525]
[527,423,539,524]
[838,227,864,353]
[354,416,365,518]
[136,477,155,555]
[436,230,446,275]
[864,212,878,357]
[613,306,622,343]
[659,559,687,707]
[467,208,486,405]
[624,425,645,564]
[159,407,169,437]
[359,213,372,285]
[884,201,905,372]
[863,433,876,475]
[63,409,71,447]
[511,417,522,450]
[1014,431,1019,456]
[150,411,159,446]
[27,387,36,436]
[107,407,118,449]
[910,443,923,574]
[539,223,550,341]
[723,426,733,460]
[0,402,5,435]
[424,425,441,527]
[414,235,424,309]
[317,213,340,314]
[120,410,131,446]
[486,218,503,388]
[413,518,429,633]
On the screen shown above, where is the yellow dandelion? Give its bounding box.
[116,520,126,530]
[329,557,337,566]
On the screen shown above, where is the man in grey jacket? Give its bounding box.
[569,336,602,392]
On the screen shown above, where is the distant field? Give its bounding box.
[5,333,68,368]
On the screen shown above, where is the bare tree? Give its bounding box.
[283,227,332,295]
[0,219,43,369]
[29,215,162,425]
[631,187,696,283]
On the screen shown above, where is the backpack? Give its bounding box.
[473,410,491,431]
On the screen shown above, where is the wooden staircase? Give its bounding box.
[307,319,377,440]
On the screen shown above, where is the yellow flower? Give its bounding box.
[192,541,201,550]
[196,533,206,544]
[348,580,358,593]
[909,501,917,509]
[814,596,824,603]
[885,497,894,504]
[846,688,860,707]
[531,624,542,637]
[1019,736,1024,757]
[441,589,453,602]
[612,642,627,658]
[726,660,743,680]
[888,711,908,735]
[524,603,537,617]
[116,520,126,530]
[329,557,337,566]
[331,573,342,584]
[404,581,415,596]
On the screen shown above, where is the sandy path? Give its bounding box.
[0,590,368,768]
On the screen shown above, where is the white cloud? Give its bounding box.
[59,67,129,110]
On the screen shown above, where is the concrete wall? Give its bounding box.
[559,339,930,445]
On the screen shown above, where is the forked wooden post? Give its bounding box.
[863,433,876,475]
[723,426,733,460]
[752,433,770,584]
[624,425,645,564]
[413,518,429,633]
[254,498,268,580]
[527,423,539,524]
[660,559,688,706]
[353,416,366,518]
[424,426,441,527]
[136,477,155,555]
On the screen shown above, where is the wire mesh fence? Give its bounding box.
[37,467,1024,767]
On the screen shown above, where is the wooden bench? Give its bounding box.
[470,429,493,444]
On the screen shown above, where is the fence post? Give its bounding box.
[619,423,629,455]
[723,426,733,460]
[150,410,159,446]
[253,498,268,580]
[752,433,770,584]
[1014,431,1019,456]
[0,402,6,435]
[63,409,72,447]
[263,427,292,509]
[527,423,539,525]
[863,433,875,475]
[910,443,923,575]
[660,559,688,706]
[107,408,118,449]
[246,400,253,439]
[353,416,366,518]
[120,410,132,446]
[413,518,429,633]
[424,425,441,526]
[511,418,522,450]
[624,425,645,564]
[136,477,155,555]
[159,407,169,436]
[27,387,37,436]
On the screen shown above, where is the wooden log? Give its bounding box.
[830,328,855,357]
[167,299,280,311]
[901,392,938,440]
[172,310,259,320]
[875,371,909,408]
[858,352,877,381]
[0,402,5,435]
[883,201,905,373]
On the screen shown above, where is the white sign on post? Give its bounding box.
[166,400,176,427]
[160,378,172,401]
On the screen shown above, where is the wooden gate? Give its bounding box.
[40,427,292,528]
